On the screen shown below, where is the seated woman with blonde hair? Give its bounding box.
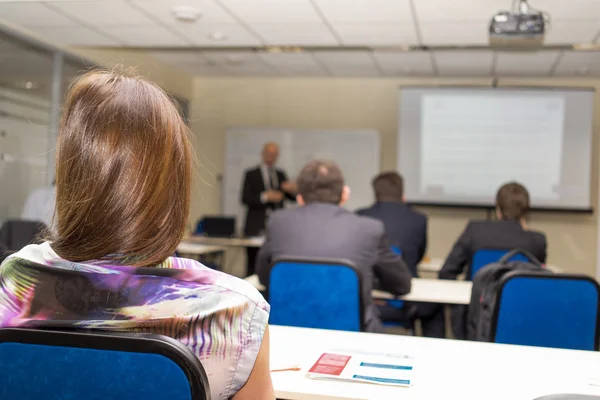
[0,70,274,400]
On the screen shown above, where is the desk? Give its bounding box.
[245,275,472,305]
[269,325,600,400]
[418,257,562,274]
[184,235,264,248]
[176,242,226,255]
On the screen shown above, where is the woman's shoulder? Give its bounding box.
[163,256,269,310]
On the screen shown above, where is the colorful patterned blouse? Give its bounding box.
[0,242,270,400]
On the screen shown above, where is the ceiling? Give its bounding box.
[2,0,600,77]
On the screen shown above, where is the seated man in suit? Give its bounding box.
[439,181,547,338]
[357,172,427,277]
[357,172,444,337]
[256,160,412,333]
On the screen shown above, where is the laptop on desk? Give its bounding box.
[200,216,236,238]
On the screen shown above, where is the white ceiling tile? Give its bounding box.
[372,51,435,76]
[312,51,380,76]
[220,0,322,23]
[537,0,600,21]
[172,22,260,46]
[201,52,276,76]
[332,23,418,46]
[414,0,507,22]
[252,22,339,45]
[495,51,560,76]
[48,0,155,26]
[315,0,412,23]
[26,26,120,46]
[0,3,79,27]
[544,20,600,44]
[128,0,236,24]
[554,51,600,76]
[147,50,205,64]
[259,52,325,76]
[98,26,188,46]
[420,21,489,45]
[434,51,493,76]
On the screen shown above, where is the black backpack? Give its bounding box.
[466,249,551,341]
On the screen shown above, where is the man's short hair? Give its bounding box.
[297,160,344,204]
[372,172,404,202]
[496,182,530,220]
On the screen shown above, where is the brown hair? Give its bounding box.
[496,182,530,221]
[372,172,404,202]
[51,70,191,267]
[297,160,344,204]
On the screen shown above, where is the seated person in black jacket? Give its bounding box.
[358,172,444,338]
[439,182,547,338]
[357,172,427,277]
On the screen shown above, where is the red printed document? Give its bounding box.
[307,351,415,387]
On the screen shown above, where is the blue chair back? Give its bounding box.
[269,258,363,331]
[391,245,402,256]
[471,249,530,280]
[0,329,211,400]
[492,273,600,351]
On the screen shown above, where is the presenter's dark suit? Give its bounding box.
[357,202,427,277]
[256,202,413,333]
[357,202,444,337]
[440,219,548,338]
[241,166,293,276]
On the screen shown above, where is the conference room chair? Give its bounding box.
[491,272,600,351]
[269,258,364,331]
[470,248,531,280]
[380,246,413,331]
[0,328,211,400]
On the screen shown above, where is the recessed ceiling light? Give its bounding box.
[172,6,201,23]
[208,31,227,41]
[25,81,34,89]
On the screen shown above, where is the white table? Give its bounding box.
[245,275,472,305]
[269,325,600,400]
[184,235,264,248]
[417,257,562,274]
[176,242,226,255]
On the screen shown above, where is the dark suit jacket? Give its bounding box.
[241,166,294,236]
[439,220,548,280]
[357,202,427,277]
[256,202,413,333]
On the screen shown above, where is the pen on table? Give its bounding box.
[271,366,301,372]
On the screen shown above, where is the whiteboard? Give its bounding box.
[223,128,381,234]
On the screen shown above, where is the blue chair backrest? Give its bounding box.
[471,249,530,280]
[391,246,402,256]
[492,273,600,351]
[0,329,211,400]
[269,258,363,331]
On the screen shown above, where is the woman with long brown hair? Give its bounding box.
[0,70,274,400]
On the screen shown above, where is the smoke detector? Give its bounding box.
[172,6,201,23]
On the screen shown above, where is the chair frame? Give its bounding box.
[0,328,211,400]
[490,272,600,351]
[269,257,366,332]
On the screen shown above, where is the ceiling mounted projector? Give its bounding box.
[489,0,549,48]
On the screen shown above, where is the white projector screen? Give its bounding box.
[398,87,594,211]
